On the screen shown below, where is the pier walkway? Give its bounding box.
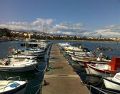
[42,44,89,94]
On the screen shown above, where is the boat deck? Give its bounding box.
[42,44,89,94]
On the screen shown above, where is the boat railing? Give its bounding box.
[89,85,107,94]
[34,84,42,94]
[100,88,120,94]
[88,85,120,94]
[7,76,20,80]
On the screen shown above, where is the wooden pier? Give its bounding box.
[42,44,89,94]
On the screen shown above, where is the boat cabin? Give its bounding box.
[108,57,120,71]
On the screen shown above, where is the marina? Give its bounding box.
[0,40,120,94]
[1,0,120,94]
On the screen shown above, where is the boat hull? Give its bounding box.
[0,64,38,72]
[103,77,120,92]
[87,64,111,77]
[0,81,27,94]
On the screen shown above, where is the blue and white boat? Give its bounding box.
[0,80,27,94]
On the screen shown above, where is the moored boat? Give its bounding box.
[19,48,45,57]
[0,56,38,72]
[86,63,113,77]
[86,57,120,76]
[0,78,27,94]
[103,72,120,92]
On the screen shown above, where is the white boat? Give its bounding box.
[70,52,95,62]
[0,80,27,94]
[103,72,120,92]
[86,57,120,76]
[71,51,108,62]
[70,52,109,69]
[84,60,109,74]
[64,45,84,52]
[86,63,112,76]
[12,47,45,58]
[21,39,48,50]
[9,54,37,59]
[58,42,70,46]
[0,57,38,72]
[26,48,45,55]
[73,51,93,56]
[13,40,47,58]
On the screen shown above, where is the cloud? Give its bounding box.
[49,23,120,37]
[0,19,87,36]
[53,23,83,30]
[51,24,120,37]
[1,18,120,38]
[32,18,53,26]
[51,22,87,35]
[0,22,30,30]
[0,18,54,31]
[87,25,120,38]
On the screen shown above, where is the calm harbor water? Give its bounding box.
[0,40,120,94]
[1,40,120,63]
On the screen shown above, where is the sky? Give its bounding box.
[0,0,120,37]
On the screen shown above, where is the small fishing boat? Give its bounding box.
[64,45,85,52]
[21,39,48,50]
[86,57,120,76]
[14,47,45,58]
[0,80,27,94]
[71,52,109,71]
[0,76,27,94]
[9,53,37,59]
[86,63,113,77]
[0,56,38,72]
[11,40,47,58]
[103,72,120,92]
[70,51,95,62]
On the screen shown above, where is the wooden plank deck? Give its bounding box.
[42,44,90,94]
